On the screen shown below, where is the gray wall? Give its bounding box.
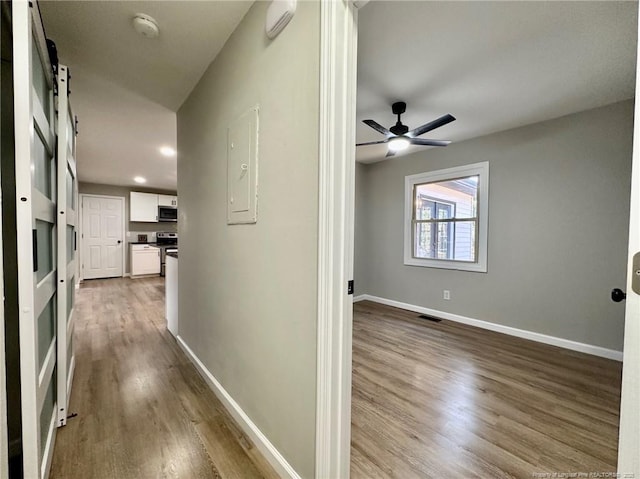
[176,2,320,477]
[78,182,177,273]
[355,100,633,351]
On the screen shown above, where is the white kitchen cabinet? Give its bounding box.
[130,192,159,222]
[131,244,161,276]
[158,194,178,207]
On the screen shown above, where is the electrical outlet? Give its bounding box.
[443,290,451,300]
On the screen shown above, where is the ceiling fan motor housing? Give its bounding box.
[390,123,409,135]
[390,101,409,135]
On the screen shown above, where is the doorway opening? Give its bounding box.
[351,2,637,476]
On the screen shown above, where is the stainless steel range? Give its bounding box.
[156,232,178,277]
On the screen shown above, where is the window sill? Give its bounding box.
[404,257,487,273]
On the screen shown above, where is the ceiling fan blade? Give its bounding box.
[363,119,392,136]
[356,139,390,146]
[410,138,452,147]
[408,114,456,138]
[385,150,396,158]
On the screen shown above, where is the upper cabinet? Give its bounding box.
[130,192,178,222]
[130,192,159,222]
[158,194,178,208]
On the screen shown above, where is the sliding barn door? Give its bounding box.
[56,64,77,427]
[13,1,59,477]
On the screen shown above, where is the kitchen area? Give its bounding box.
[128,190,179,337]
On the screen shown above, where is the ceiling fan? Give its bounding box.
[356,102,456,157]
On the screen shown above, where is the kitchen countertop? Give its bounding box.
[130,242,178,247]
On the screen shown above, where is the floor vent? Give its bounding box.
[418,314,442,323]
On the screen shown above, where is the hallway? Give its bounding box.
[49,277,276,479]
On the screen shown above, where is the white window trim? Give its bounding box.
[404,161,489,272]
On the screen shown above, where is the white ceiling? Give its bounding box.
[39,1,253,190]
[39,1,639,184]
[356,1,638,163]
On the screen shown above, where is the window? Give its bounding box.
[404,162,489,272]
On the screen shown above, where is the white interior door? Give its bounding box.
[13,1,59,477]
[81,195,124,279]
[617,4,640,474]
[56,64,77,427]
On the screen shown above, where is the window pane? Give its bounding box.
[31,40,51,119]
[67,275,74,318]
[39,367,56,456]
[414,220,476,262]
[451,220,476,261]
[36,220,54,282]
[34,133,53,199]
[67,334,73,371]
[66,167,75,210]
[414,222,453,259]
[67,115,74,151]
[414,222,434,258]
[67,225,75,262]
[415,175,478,219]
[38,293,56,368]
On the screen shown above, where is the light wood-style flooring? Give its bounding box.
[350,301,623,479]
[50,277,277,479]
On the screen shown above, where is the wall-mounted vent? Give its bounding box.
[266,0,296,39]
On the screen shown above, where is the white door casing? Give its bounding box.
[616,2,640,474]
[13,1,59,477]
[81,195,124,280]
[56,64,77,427]
[316,0,358,477]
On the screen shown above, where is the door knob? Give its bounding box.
[611,288,626,302]
[117,240,122,244]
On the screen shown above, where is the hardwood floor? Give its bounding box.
[350,301,623,479]
[50,279,622,479]
[50,277,277,479]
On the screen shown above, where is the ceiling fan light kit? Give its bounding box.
[388,137,410,152]
[356,101,456,157]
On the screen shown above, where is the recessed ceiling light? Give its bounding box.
[159,146,176,157]
[134,176,147,184]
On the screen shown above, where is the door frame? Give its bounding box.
[78,194,126,281]
[315,0,359,477]
[616,2,640,473]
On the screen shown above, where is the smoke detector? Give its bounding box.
[132,14,159,38]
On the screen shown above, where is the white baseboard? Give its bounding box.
[176,336,301,479]
[354,294,623,361]
[123,273,131,278]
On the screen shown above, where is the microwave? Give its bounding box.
[158,206,178,222]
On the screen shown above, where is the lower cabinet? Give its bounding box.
[131,244,161,276]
